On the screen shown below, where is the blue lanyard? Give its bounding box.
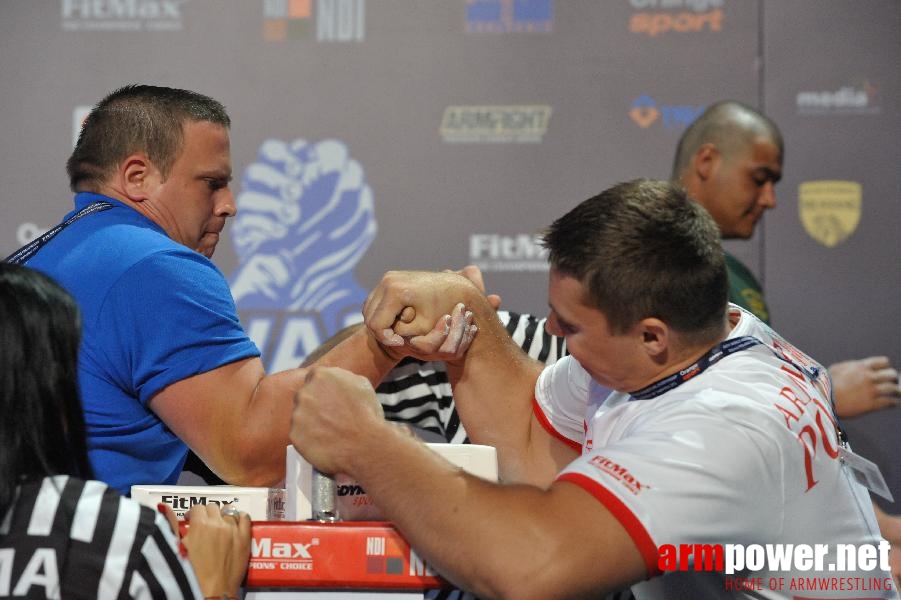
[5,201,113,265]
[629,335,763,400]
[625,329,846,445]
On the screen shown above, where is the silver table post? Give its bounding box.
[311,469,339,522]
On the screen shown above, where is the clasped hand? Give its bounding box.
[362,268,497,361]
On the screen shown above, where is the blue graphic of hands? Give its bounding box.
[230,139,376,334]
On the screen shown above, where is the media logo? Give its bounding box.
[469,233,548,273]
[798,180,862,248]
[440,105,552,143]
[229,138,376,370]
[796,82,881,116]
[628,0,724,37]
[464,0,553,33]
[60,0,186,32]
[628,95,703,131]
[263,0,365,42]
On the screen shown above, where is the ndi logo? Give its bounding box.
[60,0,186,31]
[263,0,364,42]
[629,95,703,131]
[796,83,880,116]
[469,234,548,273]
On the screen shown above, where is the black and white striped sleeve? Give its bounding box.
[0,475,202,599]
[376,310,566,443]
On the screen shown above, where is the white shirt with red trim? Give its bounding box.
[535,306,898,599]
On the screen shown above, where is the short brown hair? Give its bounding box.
[67,84,230,192]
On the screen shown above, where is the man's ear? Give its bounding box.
[693,143,720,182]
[119,154,156,202]
[638,318,669,361]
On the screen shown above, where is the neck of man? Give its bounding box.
[628,317,734,394]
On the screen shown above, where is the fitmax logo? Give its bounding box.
[588,456,648,495]
[470,234,545,261]
[253,537,318,559]
[469,234,548,273]
[159,495,238,509]
[61,0,184,18]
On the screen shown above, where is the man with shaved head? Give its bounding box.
[672,100,898,419]
[376,100,898,446]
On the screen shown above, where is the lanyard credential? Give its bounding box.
[628,335,762,400]
[5,201,113,265]
[625,329,893,499]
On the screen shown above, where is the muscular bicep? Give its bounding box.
[519,412,581,487]
[450,479,648,598]
[149,356,306,485]
[540,481,649,596]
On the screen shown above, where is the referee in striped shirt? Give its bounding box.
[0,262,250,599]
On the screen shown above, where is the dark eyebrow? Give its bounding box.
[755,166,782,184]
[548,304,574,330]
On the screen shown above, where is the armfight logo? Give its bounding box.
[229,138,376,371]
[628,0,724,37]
[60,0,187,31]
[464,0,553,34]
[440,105,552,143]
[263,0,365,42]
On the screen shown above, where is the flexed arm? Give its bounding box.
[363,270,576,485]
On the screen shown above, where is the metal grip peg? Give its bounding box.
[311,469,339,522]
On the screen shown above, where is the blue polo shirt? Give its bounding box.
[25,192,260,495]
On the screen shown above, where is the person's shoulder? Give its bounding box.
[50,476,165,536]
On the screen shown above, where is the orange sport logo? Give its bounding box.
[628,0,724,37]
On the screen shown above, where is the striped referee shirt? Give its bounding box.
[376,310,567,443]
[0,475,202,599]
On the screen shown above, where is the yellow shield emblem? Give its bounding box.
[798,180,862,247]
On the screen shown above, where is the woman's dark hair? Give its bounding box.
[0,263,94,513]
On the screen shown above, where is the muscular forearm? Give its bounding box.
[445,304,555,485]
[231,327,403,483]
[344,422,642,599]
[307,323,403,387]
[292,366,645,597]
[155,327,403,487]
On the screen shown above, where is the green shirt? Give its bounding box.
[726,252,770,324]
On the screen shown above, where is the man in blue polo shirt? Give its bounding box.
[9,84,472,495]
